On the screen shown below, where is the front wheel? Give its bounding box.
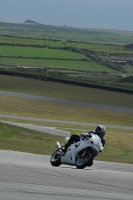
[50,150,62,167]
[75,149,94,169]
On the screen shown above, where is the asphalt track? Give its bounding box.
[1,90,133,114]
[1,90,133,132]
[0,151,133,200]
[0,120,71,137]
[1,90,133,199]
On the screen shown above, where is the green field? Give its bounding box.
[1,21,133,44]
[1,35,133,54]
[0,46,87,60]
[0,35,127,53]
[0,58,115,73]
[0,35,133,91]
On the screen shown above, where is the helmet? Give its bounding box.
[95,125,106,137]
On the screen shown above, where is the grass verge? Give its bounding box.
[0,75,133,108]
[0,96,133,126]
[98,133,133,164]
[0,122,65,155]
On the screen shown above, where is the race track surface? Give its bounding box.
[1,116,133,131]
[1,90,133,199]
[0,151,133,200]
[1,90,133,114]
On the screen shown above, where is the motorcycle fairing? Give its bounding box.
[61,134,103,165]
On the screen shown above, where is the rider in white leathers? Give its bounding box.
[63,125,106,162]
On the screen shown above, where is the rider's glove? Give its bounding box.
[87,131,94,138]
[81,132,90,138]
[88,132,93,138]
[80,133,86,137]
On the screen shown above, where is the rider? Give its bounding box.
[63,125,106,152]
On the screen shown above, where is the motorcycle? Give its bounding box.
[50,133,103,169]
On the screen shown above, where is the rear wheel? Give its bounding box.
[50,150,62,167]
[76,149,94,169]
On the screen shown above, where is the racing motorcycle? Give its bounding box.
[50,133,103,169]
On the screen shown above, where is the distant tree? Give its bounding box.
[24,20,38,24]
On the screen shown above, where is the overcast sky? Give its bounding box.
[0,0,133,31]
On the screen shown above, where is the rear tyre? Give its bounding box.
[75,149,94,169]
[50,150,62,167]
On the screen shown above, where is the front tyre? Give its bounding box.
[76,150,94,169]
[50,150,62,167]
